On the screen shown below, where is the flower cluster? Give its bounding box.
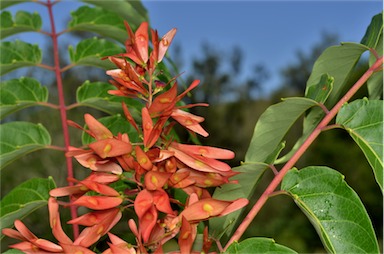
[2,21,248,253]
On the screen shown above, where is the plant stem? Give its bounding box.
[46,0,79,238]
[224,56,383,250]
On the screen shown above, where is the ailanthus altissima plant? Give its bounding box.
[0,1,383,253]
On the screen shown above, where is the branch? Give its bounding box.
[224,56,383,250]
[46,0,79,238]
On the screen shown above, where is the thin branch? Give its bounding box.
[36,63,55,71]
[46,0,79,239]
[224,56,383,250]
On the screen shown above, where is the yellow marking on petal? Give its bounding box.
[204,180,213,186]
[162,38,169,46]
[52,218,57,227]
[181,231,190,239]
[159,98,172,103]
[80,186,88,191]
[203,203,214,215]
[194,160,205,168]
[140,157,148,165]
[137,35,146,42]
[103,144,112,156]
[87,197,98,206]
[151,175,158,186]
[97,225,104,235]
[75,251,84,254]
[87,157,97,166]
[145,213,153,220]
[199,148,208,155]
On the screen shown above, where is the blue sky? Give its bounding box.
[3,1,382,96]
[143,1,381,94]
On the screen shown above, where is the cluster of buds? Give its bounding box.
[2,21,248,253]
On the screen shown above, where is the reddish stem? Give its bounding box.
[46,0,79,238]
[224,56,383,250]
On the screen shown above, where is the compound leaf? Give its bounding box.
[0,122,51,170]
[0,177,56,231]
[81,0,148,29]
[0,40,42,75]
[68,37,123,69]
[336,99,383,191]
[0,77,48,119]
[68,6,127,44]
[281,166,379,253]
[76,80,142,116]
[0,10,42,39]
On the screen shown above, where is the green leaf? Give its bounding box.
[0,0,30,10]
[69,37,124,69]
[278,43,368,164]
[0,122,51,170]
[0,11,42,39]
[245,97,318,163]
[367,34,383,100]
[0,77,48,119]
[361,12,383,49]
[2,249,25,254]
[0,40,42,76]
[305,73,334,104]
[82,114,139,145]
[281,166,379,254]
[336,99,383,191]
[361,12,383,99]
[76,80,142,116]
[225,237,298,254]
[68,6,127,44]
[210,163,267,241]
[0,177,56,231]
[81,0,148,29]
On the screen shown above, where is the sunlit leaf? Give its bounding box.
[245,97,318,163]
[360,12,383,99]
[0,0,30,10]
[0,122,51,170]
[82,114,138,145]
[0,177,56,232]
[281,166,379,253]
[0,40,42,75]
[361,12,383,49]
[0,11,42,39]
[336,99,383,191]
[305,73,334,104]
[278,43,368,163]
[2,249,24,254]
[0,77,48,120]
[68,37,123,69]
[68,6,127,44]
[225,237,297,254]
[76,80,142,116]
[81,0,148,29]
[211,163,267,242]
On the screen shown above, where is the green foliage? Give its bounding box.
[76,80,142,115]
[363,13,383,100]
[281,166,379,253]
[0,40,42,75]
[68,37,124,69]
[0,122,51,170]
[245,97,318,163]
[225,237,298,254]
[0,77,48,119]
[81,0,148,29]
[0,177,56,231]
[277,42,369,164]
[0,10,42,39]
[305,73,334,104]
[68,6,127,44]
[336,99,383,191]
